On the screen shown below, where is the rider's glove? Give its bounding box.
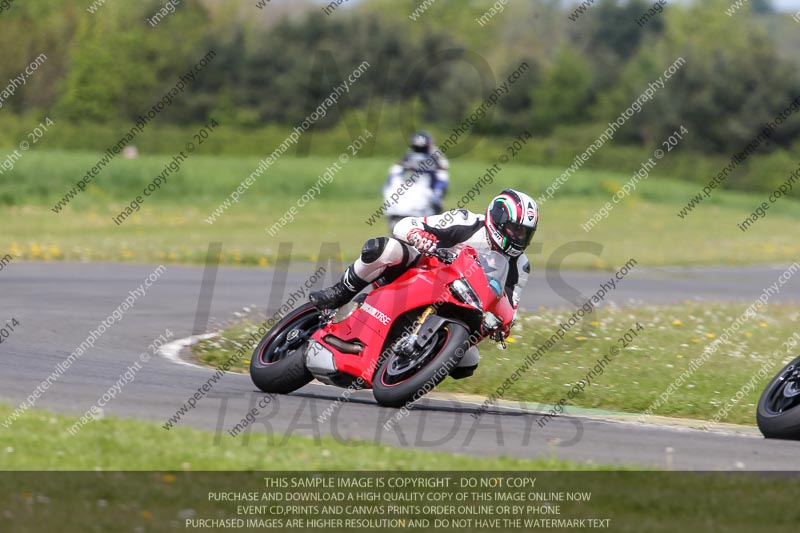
[491,326,511,344]
[407,228,438,254]
[490,318,513,341]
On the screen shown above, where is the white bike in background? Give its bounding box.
[383,154,444,233]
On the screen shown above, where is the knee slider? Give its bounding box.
[361,237,388,264]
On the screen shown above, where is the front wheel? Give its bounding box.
[757,355,800,439]
[373,323,470,408]
[249,303,319,394]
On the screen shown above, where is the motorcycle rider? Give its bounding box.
[406,130,449,180]
[384,131,450,231]
[309,189,538,377]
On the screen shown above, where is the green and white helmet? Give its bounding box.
[484,189,539,257]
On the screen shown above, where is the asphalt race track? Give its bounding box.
[2,261,800,470]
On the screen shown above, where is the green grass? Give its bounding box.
[0,403,602,471]
[195,303,800,426]
[3,411,800,532]
[4,151,800,268]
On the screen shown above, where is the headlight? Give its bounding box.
[482,312,503,331]
[450,278,482,310]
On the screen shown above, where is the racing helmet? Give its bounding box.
[485,189,539,257]
[409,131,433,154]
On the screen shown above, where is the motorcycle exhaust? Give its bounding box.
[323,334,364,355]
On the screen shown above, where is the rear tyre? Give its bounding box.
[373,323,469,408]
[757,355,800,439]
[249,303,318,394]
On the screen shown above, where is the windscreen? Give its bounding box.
[477,251,509,297]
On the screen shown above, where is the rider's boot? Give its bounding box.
[309,265,368,310]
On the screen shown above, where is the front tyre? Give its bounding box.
[757,355,800,439]
[249,303,318,394]
[373,323,470,408]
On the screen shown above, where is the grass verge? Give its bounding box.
[0,403,606,471]
[3,152,800,268]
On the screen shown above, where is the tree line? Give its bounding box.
[0,0,799,161]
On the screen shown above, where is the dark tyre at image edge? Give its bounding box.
[373,322,470,408]
[249,303,318,394]
[757,355,800,439]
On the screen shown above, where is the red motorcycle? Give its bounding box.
[249,245,514,407]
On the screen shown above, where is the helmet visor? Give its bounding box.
[502,222,535,249]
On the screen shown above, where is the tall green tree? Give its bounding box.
[0,0,79,113]
[56,1,208,123]
[530,47,592,134]
[571,0,665,94]
[594,0,800,153]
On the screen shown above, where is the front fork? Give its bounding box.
[398,305,503,355]
[396,306,435,355]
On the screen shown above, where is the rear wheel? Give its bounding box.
[249,303,318,394]
[757,356,800,439]
[372,323,469,408]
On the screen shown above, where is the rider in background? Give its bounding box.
[383,131,450,232]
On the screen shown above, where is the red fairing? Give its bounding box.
[310,246,513,387]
